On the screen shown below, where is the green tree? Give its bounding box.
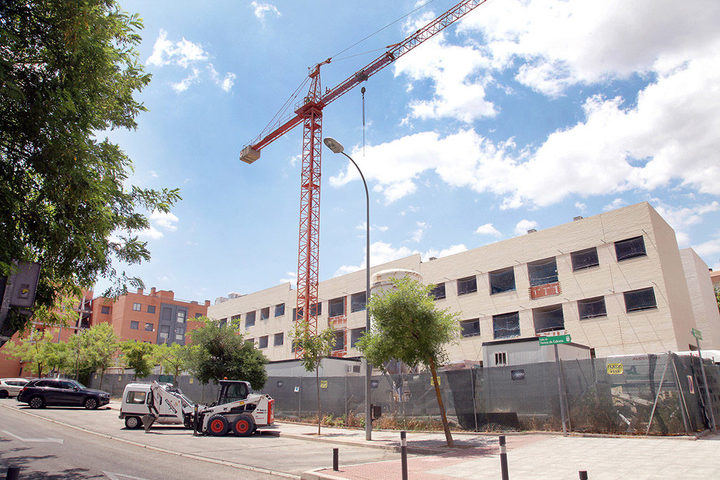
[292,321,337,435]
[188,319,268,390]
[120,340,155,379]
[154,342,190,380]
[358,277,459,447]
[4,328,58,377]
[78,323,119,386]
[715,286,719,313]
[0,0,180,345]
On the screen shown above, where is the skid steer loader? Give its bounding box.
[141,379,274,437]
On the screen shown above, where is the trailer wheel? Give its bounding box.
[125,416,141,429]
[233,414,255,437]
[207,415,229,436]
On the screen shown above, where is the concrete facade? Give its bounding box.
[208,202,719,365]
[681,249,720,348]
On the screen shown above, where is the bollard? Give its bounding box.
[6,466,20,480]
[499,435,509,480]
[193,404,199,436]
[333,448,339,471]
[400,430,408,480]
[579,471,588,480]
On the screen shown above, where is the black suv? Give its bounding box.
[17,378,110,410]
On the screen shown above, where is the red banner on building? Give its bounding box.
[530,282,561,299]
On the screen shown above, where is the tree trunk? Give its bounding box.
[429,357,454,447]
[316,365,321,435]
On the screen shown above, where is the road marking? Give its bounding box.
[2,429,64,444]
[103,472,149,480]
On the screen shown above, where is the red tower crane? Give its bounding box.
[240,0,489,340]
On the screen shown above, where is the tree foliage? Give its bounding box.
[292,320,336,435]
[3,327,60,377]
[0,0,180,341]
[153,342,190,379]
[120,340,155,379]
[358,277,459,446]
[715,286,720,313]
[187,319,268,390]
[74,323,119,383]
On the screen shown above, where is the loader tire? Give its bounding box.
[208,415,230,436]
[233,414,255,437]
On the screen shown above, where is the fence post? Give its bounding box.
[471,368,478,431]
[400,431,408,480]
[6,466,19,480]
[333,447,339,471]
[554,344,568,435]
[499,435,509,480]
[579,471,588,479]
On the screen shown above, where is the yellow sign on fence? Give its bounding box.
[606,363,624,375]
[320,380,328,389]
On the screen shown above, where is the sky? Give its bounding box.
[104,0,720,303]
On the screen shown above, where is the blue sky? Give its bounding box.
[104,0,720,303]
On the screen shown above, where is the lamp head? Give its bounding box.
[323,137,344,154]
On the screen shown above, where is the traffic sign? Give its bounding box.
[538,334,571,345]
[691,328,703,340]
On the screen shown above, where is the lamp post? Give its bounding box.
[323,137,372,441]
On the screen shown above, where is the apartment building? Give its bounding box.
[209,202,720,365]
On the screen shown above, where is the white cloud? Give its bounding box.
[148,170,159,179]
[422,244,467,262]
[355,222,389,233]
[574,202,587,213]
[475,223,501,237]
[514,219,538,236]
[693,233,720,261]
[172,68,200,93]
[653,201,720,247]
[221,73,236,92]
[147,30,208,68]
[411,222,427,243]
[139,211,179,239]
[334,241,466,276]
[603,198,627,212]
[250,1,281,21]
[458,0,720,95]
[279,271,296,288]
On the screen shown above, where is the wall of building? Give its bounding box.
[681,249,720,349]
[207,202,718,365]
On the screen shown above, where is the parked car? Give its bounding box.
[17,378,110,409]
[0,378,29,398]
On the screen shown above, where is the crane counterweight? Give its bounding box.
[240,146,261,164]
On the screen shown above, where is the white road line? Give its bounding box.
[103,471,150,480]
[2,429,64,444]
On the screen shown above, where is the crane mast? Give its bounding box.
[239,0,489,348]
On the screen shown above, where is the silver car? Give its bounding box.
[0,378,29,398]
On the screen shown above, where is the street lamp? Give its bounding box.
[323,137,372,441]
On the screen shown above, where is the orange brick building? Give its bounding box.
[0,287,209,377]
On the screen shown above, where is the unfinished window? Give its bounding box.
[571,247,599,271]
[494,352,508,366]
[245,311,256,328]
[275,303,285,317]
[533,304,565,334]
[293,307,303,321]
[457,276,477,295]
[332,330,345,351]
[274,332,284,346]
[329,297,345,317]
[310,302,322,316]
[260,307,270,320]
[429,283,446,300]
[615,236,646,261]
[101,306,111,314]
[493,312,520,339]
[130,321,139,330]
[147,305,156,314]
[132,303,141,311]
[219,318,228,328]
[350,292,367,312]
[528,257,558,287]
[258,336,268,349]
[460,319,480,337]
[624,287,657,312]
[350,327,366,347]
[489,267,515,295]
[578,296,607,319]
[144,323,154,332]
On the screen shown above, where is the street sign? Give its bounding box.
[691,328,703,340]
[538,334,571,345]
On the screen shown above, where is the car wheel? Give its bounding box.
[84,397,98,410]
[0,390,8,399]
[233,414,255,437]
[29,396,44,409]
[207,415,229,436]
[125,416,141,429]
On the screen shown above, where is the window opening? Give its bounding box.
[489,267,515,294]
[578,296,607,319]
[571,247,599,271]
[528,257,558,287]
[533,304,565,334]
[493,311,520,339]
[457,276,477,295]
[624,287,657,312]
[615,236,646,261]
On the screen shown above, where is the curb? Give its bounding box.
[0,402,300,479]
[300,469,349,480]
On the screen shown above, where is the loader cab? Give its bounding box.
[217,380,250,404]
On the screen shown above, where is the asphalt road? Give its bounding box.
[0,399,398,479]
